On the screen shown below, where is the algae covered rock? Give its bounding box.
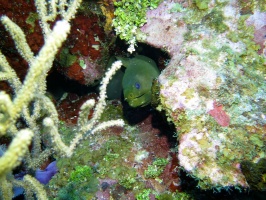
[137,0,266,189]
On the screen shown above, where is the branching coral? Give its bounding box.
[0,0,124,198]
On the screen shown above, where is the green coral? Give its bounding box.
[112,0,161,43]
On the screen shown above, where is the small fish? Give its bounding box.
[117,55,160,107]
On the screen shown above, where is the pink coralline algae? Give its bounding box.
[208,102,230,127]
[137,0,266,189]
[80,56,104,85]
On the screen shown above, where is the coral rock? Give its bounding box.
[137,0,266,189]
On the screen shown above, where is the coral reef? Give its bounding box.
[136,0,266,190]
[46,105,183,199]
[0,0,43,84]
[0,0,124,198]
[56,93,97,125]
[0,0,115,87]
[57,12,108,86]
[1,0,266,199]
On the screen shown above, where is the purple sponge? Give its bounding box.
[35,161,58,184]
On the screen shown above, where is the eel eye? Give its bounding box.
[135,82,141,90]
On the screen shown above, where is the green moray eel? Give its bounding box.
[116,55,160,107]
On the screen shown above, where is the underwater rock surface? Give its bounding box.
[138,0,266,189]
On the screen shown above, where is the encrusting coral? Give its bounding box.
[0,0,124,198]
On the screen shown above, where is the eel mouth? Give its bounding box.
[125,93,145,101]
[133,93,146,99]
[128,93,149,107]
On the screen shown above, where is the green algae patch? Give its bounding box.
[112,0,162,47]
[144,158,168,178]
[59,48,77,67]
[195,0,210,10]
[26,12,39,32]
[203,9,228,33]
[69,165,94,182]
[250,134,264,148]
[57,165,99,200]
